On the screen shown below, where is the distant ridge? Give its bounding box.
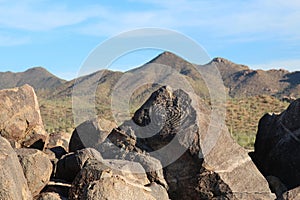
[144,51,300,98]
[0,67,66,90]
[0,53,299,100]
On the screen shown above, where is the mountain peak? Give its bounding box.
[212,57,232,64]
[25,66,46,71]
[149,51,187,64]
[0,67,66,90]
[24,66,52,75]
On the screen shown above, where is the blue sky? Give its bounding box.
[0,0,299,80]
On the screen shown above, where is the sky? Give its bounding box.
[0,0,300,80]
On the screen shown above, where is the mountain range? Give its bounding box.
[1,52,298,100]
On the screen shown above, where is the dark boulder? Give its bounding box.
[55,148,103,182]
[69,117,116,152]
[252,99,300,191]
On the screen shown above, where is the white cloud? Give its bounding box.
[0,0,299,44]
[125,0,300,41]
[0,1,107,31]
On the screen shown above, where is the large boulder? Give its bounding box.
[16,148,53,197]
[55,148,103,182]
[69,117,116,152]
[69,159,168,200]
[254,100,300,176]
[0,136,32,200]
[252,99,300,192]
[0,84,47,149]
[121,86,274,199]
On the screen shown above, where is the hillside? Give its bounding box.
[210,57,299,98]
[4,53,299,100]
[0,67,66,91]
[133,52,300,99]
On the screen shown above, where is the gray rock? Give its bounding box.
[55,148,103,182]
[0,136,32,200]
[16,148,53,197]
[0,84,48,149]
[69,117,116,152]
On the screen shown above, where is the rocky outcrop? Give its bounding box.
[69,117,116,152]
[0,136,32,200]
[67,85,274,199]
[125,86,274,199]
[0,83,282,199]
[0,84,47,149]
[69,159,169,200]
[16,148,53,197]
[252,98,300,196]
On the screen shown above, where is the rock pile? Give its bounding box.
[4,84,298,199]
[0,85,169,200]
[68,86,274,199]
